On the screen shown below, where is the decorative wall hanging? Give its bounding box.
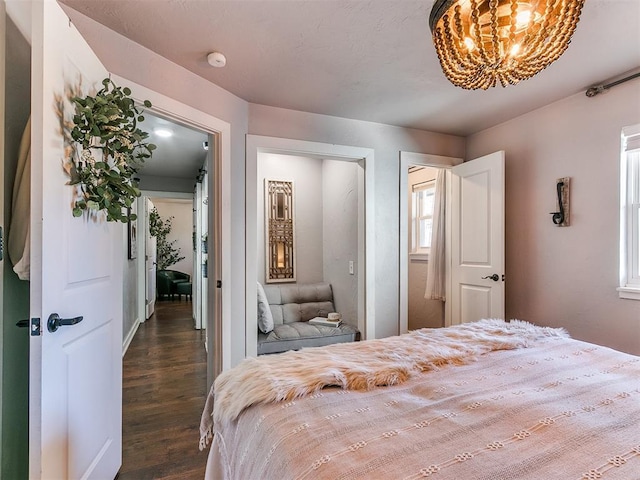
[265,179,296,283]
[550,177,570,226]
[61,77,156,222]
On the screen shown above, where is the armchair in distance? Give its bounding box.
[156,269,191,300]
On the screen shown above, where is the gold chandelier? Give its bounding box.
[429,0,585,90]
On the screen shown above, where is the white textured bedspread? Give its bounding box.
[203,330,640,479]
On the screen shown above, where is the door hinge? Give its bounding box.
[0,226,3,261]
[31,318,41,336]
[216,280,222,289]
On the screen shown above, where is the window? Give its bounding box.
[619,124,640,300]
[411,181,435,256]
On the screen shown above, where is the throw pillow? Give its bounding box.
[257,281,274,334]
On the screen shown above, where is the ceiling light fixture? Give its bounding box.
[429,0,585,90]
[207,51,227,68]
[154,128,173,138]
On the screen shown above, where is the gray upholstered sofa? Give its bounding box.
[257,282,360,355]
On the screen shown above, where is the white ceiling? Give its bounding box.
[140,112,208,180]
[60,0,640,138]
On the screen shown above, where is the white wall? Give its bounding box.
[257,153,324,285]
[152,198,194,277]
[467,80,640,355]
[407,167,444,330]
[322,159,359,326]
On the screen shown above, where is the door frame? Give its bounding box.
[245,135,375,358]
[0,2,5,469]
[118,75,232,376]
[398,152,462,334]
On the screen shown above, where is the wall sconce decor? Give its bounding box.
[550,177,570,227]
[265,179,296,283]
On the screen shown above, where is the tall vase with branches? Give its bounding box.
[149,207,185,270]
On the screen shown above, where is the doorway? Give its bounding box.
[399,152,462,333]
[257,153,360,322]
[245,136,376,358]
[113,77,232,381]
[405,165,446,330]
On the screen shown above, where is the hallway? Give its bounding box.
[119,300,208,479]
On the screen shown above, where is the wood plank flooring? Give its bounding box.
[119,300,208,480]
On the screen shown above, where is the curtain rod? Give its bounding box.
[586,71,640,97]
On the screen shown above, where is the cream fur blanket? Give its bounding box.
[200,319,567,449]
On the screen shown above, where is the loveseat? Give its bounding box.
[157,269,190,299]
[257,282,360,355]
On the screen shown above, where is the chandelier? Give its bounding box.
[429,0,585,90]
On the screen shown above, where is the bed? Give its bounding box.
[200,320,640,480]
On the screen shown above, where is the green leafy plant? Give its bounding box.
[68,78,156,222]
[149,207,185,270]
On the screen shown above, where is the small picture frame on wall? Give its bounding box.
[127,208,137,260]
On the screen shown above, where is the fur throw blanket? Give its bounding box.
[200,319,567,449]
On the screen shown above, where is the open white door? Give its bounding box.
[146,235,157,319]
[146,199,157,319]
[449,151,505,325]
[30,2,123,478]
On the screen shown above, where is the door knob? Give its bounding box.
[47,313,83,333]
[482,274,500,282]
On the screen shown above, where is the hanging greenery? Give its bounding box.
[68,78,156,222]
[149,207,185,270]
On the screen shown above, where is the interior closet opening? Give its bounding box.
[246,136,376,358]
[2,5,31,478]
[258,152,360,294]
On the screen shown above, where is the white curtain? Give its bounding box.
[9,117,31,280]
[425,169,445,301]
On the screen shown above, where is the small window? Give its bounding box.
[412,181,435,256]
[619,124,640,300]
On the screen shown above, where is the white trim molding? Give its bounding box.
[619,124,640,301]
[122,317,141,357]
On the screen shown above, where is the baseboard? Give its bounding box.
[122,317,141,357]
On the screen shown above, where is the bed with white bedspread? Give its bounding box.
[200,320,640,480]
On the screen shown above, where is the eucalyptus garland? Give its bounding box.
[68,78,156,222]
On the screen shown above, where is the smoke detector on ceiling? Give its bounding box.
[207,51,226,68]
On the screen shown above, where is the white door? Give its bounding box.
[30,2,123,478]
[146,235,157,319]
[449,151,505,325]
[146,199,157,319]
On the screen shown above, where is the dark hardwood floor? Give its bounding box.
[119,299,208,480]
